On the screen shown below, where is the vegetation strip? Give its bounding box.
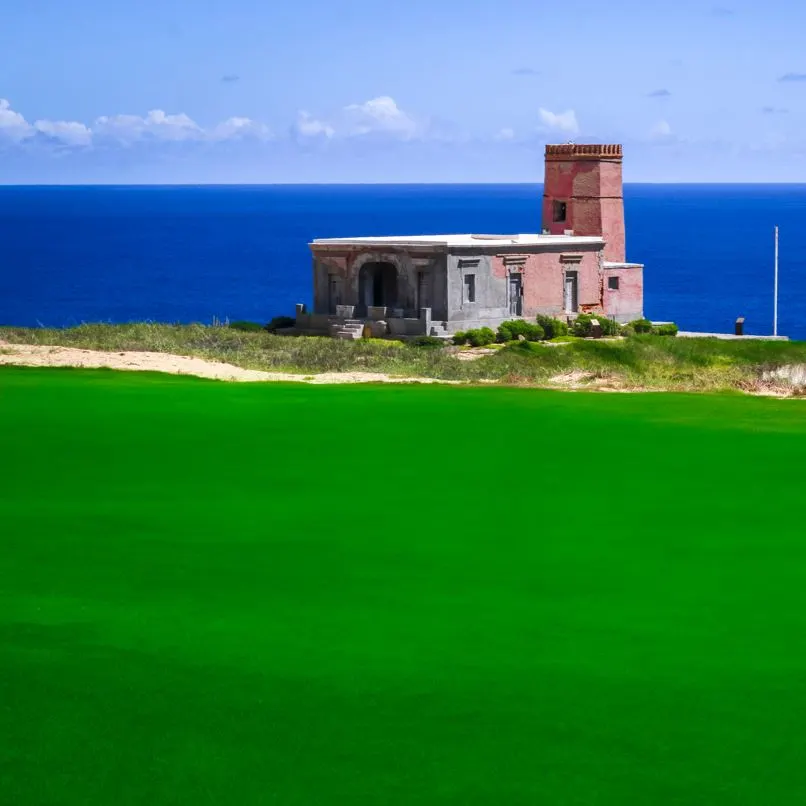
[5,323,806,393]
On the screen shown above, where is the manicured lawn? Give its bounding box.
[2,367,806,805]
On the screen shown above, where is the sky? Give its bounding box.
[1,0,806,183]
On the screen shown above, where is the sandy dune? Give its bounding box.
[3,340,802,397]
[0,342,457,385]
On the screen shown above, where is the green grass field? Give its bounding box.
[3,367,806,805]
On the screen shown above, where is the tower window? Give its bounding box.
[553,201,567,223]
[608,276,620,290]
[464,274,476,303]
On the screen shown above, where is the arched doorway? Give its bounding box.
[358,261,398,313]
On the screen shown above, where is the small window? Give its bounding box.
[608,276,620,291]
[553,201,567,223]
[464,274,476,303]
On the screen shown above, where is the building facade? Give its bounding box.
[297,144,644,337]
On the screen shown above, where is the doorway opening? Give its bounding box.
[509,274,522,316]
[358,262,397,313]
[564,271,579,313]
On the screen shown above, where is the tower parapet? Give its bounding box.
[545,144,622,160]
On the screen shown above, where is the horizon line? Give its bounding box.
[2,181,806,188]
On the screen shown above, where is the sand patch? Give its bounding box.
[0,342,458,385]
[2,340,804,398]
[455,347,498,361]
[548,370,596,387]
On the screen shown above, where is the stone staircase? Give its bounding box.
[329,319,365,340]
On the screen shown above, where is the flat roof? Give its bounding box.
[311,233,605,248]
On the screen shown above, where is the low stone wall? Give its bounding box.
[295,303,432,338]
[294,311,428,338]
[387,318,428,337]
[295,312,332,333]
[439,316,532,334]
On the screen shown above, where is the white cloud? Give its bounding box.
[94,109,203,143]
[1,99,90,146]
[34,119,93,146]
[343,96,418,139]
[95,110,275,144]
[650,120,673,139]
[538,108,580,135]
[293,111,335,139]
[294,96,419,141]
[0,96,433,155]
[2,101,276,151]
[495,127,515,141]
[0,99,34,142]
[209,117,272,142]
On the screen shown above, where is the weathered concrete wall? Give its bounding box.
[387,317,429,337]
[542,145,626,264]
[446,253,509,325]
[311,248,446,318]
[603,266,644,323]
[312,254,349,314]
[443,245,606,325]
[489,247,603,317]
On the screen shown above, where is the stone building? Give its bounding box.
[296,144,644,338]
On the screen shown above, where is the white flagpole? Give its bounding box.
[774,226,779,337]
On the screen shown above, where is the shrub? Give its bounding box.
[654,323,679,337]
[497,320,545,343]
[265,315,296,332]
[452,331,468,345]
[466,327,497,347]
[536,314,569,339]
[408,335,445,348]
[229,320,264,332]
[572,313,619,337]
[496,323,512,343]
[629,318,654,334]
[620,324,636,337]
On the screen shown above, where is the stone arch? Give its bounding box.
[350,252,408,314]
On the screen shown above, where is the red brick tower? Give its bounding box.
[542,144,626,263]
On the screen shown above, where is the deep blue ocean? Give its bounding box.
[1,184,804,338]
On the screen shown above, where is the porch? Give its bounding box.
[294,304,446,340]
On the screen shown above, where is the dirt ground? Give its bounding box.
[0,342,458,385]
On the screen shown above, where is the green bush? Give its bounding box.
[654,323,679,337]
[572,313,619,337]
[536,314,569,339]
[497,320,545,343]
[620,324,636,337]
[408,335,445,349]
[466,327,497,347]
[629,318,654,334]
[496,323,512,343]
[452,331,468,345]
[229,321,264,332]
[265,316,296,332]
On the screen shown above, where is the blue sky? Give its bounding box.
[1,0,805,183]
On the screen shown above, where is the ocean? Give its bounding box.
[1,184,804,338]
